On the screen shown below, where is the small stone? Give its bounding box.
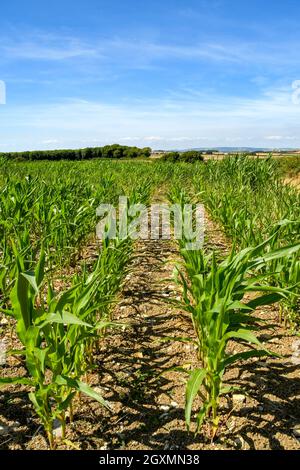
[226,418,236,432]
[170,401,179,408]
[232,394,246,404]
[291,340,300,352]
[219,401,230,411]
[135,352,143,359]
[258,405,264,412]
[93,386,104,394]
[159,405,170,412]
[0,424,9,436]
[257,360,267,366]
[234,436,244,449]
[290,341,300,365]
[52,419,63,438]
[0,340,7,366]
[268,338,278,343]
[292,424,300,438]
[0,318,9,325]
[100,442,108,450]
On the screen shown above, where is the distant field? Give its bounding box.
[151,151,300,163]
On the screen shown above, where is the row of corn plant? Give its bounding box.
[0,159,166,310]
[0,246,114,448]
[0,208,144,447]
[0,158,165,448]
[189,156,300,327]
[168,185,300,437]
[179,241,300,437]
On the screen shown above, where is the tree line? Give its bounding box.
[0,144,152,161]
[161,150,204,163]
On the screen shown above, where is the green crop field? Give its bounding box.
[0,155,299,450]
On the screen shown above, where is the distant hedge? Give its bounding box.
[161,150,204,163]
[0,144,152,161]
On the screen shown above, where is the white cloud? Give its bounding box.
[1,30,300,68]
[0,83,300,151]
[265,135,297,141]
[41,139,60,144]
[119,137,141,142]
[0,33,99,61]
[144,136,164,141]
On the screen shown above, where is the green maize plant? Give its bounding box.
[191,156,299,248]
[168,183,300,435]
[263,220,300,328]
[189,156,300,325]
[0,158,162,448]
[0,233,38,310]
[0,250,113,449]
[176,237,300,437]
[278,256,300,327]
[0,159,152,306]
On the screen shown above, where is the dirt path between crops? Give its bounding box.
[1,193,300,450]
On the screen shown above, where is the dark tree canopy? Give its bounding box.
[161,150,204,163]
[0,144,152,161]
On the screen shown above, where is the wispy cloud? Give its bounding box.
[1,82,299,151]
[265,135,297,141]
[1,20,300,151]
[0,33,99,60]
[1,30,300,68]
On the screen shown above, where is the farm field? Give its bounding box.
[0,156,299,450]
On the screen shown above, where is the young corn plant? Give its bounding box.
[265,220,300,327]
[189,156,300,327]
[176,237,300,438]
[0,250,112,449]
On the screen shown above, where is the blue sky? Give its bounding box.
[1,0,300,151]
